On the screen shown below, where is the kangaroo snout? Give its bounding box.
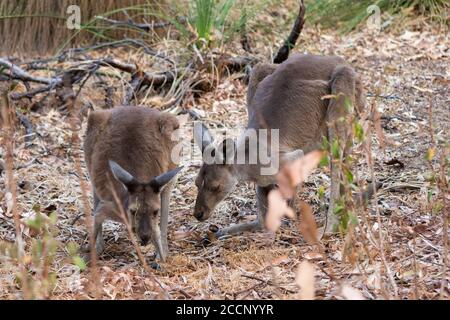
[140,234,150,246]
[194,211,207,221]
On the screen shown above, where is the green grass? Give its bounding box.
[190,0,236,46]
[307,0,449,33]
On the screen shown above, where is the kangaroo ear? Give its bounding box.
[149,166,183,192]
[193,122,213,153]
[109,160,140,192]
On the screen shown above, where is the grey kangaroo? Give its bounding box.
[83,106,182,261]
[193,54,365,236]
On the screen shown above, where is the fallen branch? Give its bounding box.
[18,39,174,71]
[10,85,50,100]
[273,0,306,64]
[0,58,60,85]
[63,39,174,65]
[94,58,175,87]
[4,57,174,103]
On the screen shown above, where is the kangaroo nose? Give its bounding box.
[140,235,150,246]
[194,211,206,221]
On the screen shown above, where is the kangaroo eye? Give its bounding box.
[209,186,220,192]
[152,210,159,216]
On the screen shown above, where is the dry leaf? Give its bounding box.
[271,255,290,266]
[277,150,323,198]
[304,251,323,260]
[296,260,315,300]
[266,190,295,232]
[173,230,193,240]
[298,201,318,245]
[340,284,365,300]
[411,85,433,93]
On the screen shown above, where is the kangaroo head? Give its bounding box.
[109,160,182,260]
[193,123,238,221]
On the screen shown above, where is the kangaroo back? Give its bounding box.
[84,106,179,202]
[247,54,364,153]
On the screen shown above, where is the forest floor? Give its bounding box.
[0,5,449,300]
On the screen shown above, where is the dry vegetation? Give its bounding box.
[0,0,166,55]
[0,0,449,300]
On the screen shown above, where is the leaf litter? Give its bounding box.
[0,3,449,300]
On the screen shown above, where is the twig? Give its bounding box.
[273,0,306,64]
[19,39,174,67]
[9,66,88,102]
[93,58,175,88]
[1,84,29,298]
[367,92,404,101]
[438,141,448,300]
[7,57,174,103]
[64,39,174,65]
[17,112,34,147]
[95,15,186,32]
[63,73,101,298]
[104,86,115,109]
[10,83,57,100]
[241,274,297,294]
[107,177,170,299]
[233,282,265,298]
[122,73,144,105]
[0,58,59,85]
[367,98,399,299]
[379,183,422,192]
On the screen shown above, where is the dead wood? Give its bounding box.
[94,58,175,87]
[0,58,59,85]
[17,39,173,71]
[3,57,174,104]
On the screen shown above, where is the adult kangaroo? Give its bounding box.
[193,54,365,236]
[83,106,183,262]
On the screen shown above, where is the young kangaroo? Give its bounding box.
[83,106,182,262]
[193,54,365,236]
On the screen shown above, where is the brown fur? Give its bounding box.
[83,106,181,262]
[194,54,365,236]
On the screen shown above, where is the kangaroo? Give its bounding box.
[193,54,365,236]
[83,106,182,262]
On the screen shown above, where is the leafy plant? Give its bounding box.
[0,205,85,299]
[190,0,235,46]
